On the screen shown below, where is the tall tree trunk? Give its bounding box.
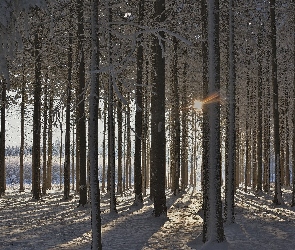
[47,95,53,190]
[0,80,6,196]
[42,83,48,195]
[201,0,209,243]
[205,0,225,243]
[20,76,25,192]
[134,0,145,205]
[59,109,63,189]
[102,100,107,193]
[150,0,167,217]
[77,0,87,206]
[64,22,73,200]
[256,25,263,193]
[224,0,236,224]
[171,37,181,194]
[181,65,188,191]
[32,30,42,200]
[270,0,283,205]
[89,0,102,246]
[108,1,117,213]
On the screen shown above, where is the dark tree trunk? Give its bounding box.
[47,96,53,190]
[224,0,236,224]
[150,0,167,217]
[171,37,181,194]
[256,25,263,193]
[270,0,283,205]
[201,0,209,243]
[89,0,102,246]
[102,100,107,193]
[32,30,42,200]
[108,2,117,213]
[77,0,87,206]
[205,0,225,242]
[20,76,25,192]
[134,0,145,205]
[42,83,47,195]
[64,23,73,200]
[0,80,6,196]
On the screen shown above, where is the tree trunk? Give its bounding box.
[206,0,225,243]
[270,0,283,205]
[20,76,25,192]
[0,80,6,196]
[89,0,102,246]
[42,83,47,195]
[64,23,73,200]
[224,0,236,224]
[256,25,263,193]
[150,0,167,217]
[32,30,42,200]
[108,1,117,213]
[201,0,209,242]
[77,0,87,206]
[134,0,145,205]
[47,96,53,190]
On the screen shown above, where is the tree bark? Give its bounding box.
[270,0,283,205]
[206,0,225,242]
[150,0,167,217]
[32,30,42,200]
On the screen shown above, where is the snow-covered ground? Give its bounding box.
[1,185,295,250]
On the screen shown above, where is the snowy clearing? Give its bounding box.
[1,186,295,250]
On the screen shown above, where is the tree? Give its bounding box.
[150,0,167,217]
[89,0,102,247]
[31,8,43,200]
[201,0,209,242]
[204,0,225,243]
[0,79,6,196]
[270,0,283,205]
[134,0,144,205]
[224,0,236,224]
[77,0,87,206]
[64,10,73,200]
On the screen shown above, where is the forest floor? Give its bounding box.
[1,185,295,250]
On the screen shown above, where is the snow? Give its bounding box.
[1,184,295,249]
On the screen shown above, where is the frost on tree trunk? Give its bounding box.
[89,0,102,247]
[150,0,167,217]
[77,0,87,206]
[204,0,225,243]
[270,0,283,205]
